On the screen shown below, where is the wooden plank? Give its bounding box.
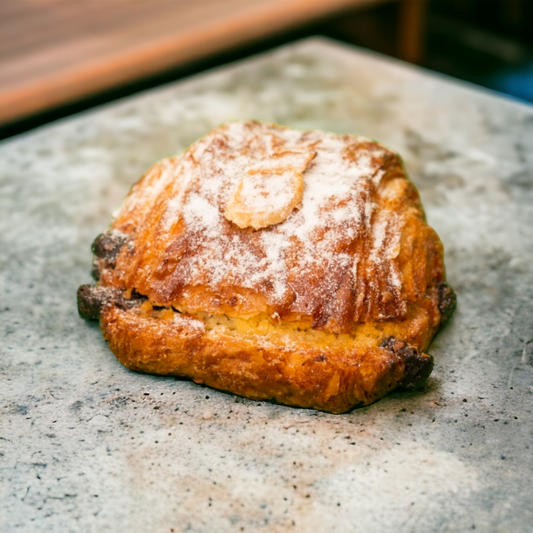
[0,0,391,125]
[398,0,427,64]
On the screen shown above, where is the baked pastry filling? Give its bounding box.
[78,121,455,413]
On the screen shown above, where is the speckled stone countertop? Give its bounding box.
[2,38,532,533]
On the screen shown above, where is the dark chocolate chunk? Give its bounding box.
[91,230,128,267]
[77,284,113,320]
[437,282,457,329]
[380,336,434,389]
[77,285,146,320]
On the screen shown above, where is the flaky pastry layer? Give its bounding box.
[98,288,443,413]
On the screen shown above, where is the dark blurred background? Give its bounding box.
[1,0,532,140]
[333,0,533,102]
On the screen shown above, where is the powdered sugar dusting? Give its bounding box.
[118,157,182,224]
[162,156,197,231]
[237,170,296,212]
[116,121,411,327]
[370,209,404,298]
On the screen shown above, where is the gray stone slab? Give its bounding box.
[1,37,532,533]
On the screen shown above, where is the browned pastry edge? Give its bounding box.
[380,337,434,389]
[437,281,457,328]
[77,283,451,413]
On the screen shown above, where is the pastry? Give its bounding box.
[78,121,455,413]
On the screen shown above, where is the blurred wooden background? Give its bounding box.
[0,0,425,128]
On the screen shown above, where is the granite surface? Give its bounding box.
[1,38,532,533]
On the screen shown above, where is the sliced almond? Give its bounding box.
[224,150,315,230]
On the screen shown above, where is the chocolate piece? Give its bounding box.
[77,285,146,320]
[91,230,128,267]
[77,284,115,320]
[437,282,457,329]
[381,337,434,389]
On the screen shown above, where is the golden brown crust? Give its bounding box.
[99,298,436,414]
[80,121,455,413]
